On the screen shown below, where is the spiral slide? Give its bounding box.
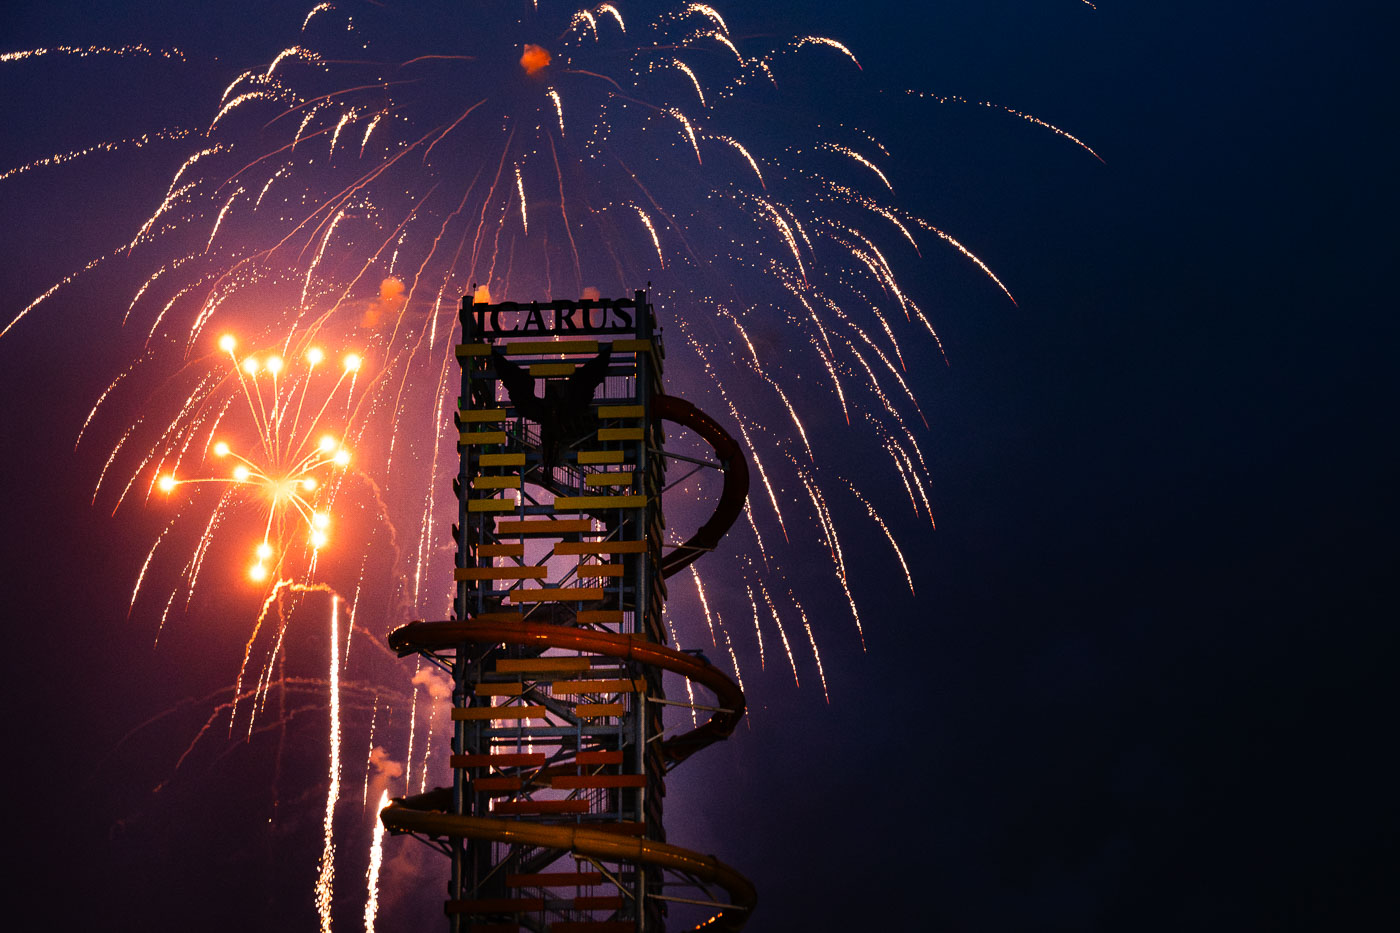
[380,622,755,929]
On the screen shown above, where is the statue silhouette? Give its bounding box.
[492,344,613,484]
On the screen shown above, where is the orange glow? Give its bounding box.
[519,44,551,76]
[361,276,405,329]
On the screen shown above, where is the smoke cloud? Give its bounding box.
[366,744,404,808]
[361,276,406,329]
[519,44,551,76]
[411,666,452,701]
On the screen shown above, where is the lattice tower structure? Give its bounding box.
[381,291,755,932]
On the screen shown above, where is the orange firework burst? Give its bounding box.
[157,334,360,582]
[105,329,369,631]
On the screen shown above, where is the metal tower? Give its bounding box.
[380,290,755,931]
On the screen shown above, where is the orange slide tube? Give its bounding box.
[386,619,745,765]
[378,805,756,931]
[651,394,749,579]
[382,618,755,927]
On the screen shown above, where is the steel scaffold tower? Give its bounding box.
[381,290,755,932]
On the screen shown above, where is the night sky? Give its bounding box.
[3,2,1396,931]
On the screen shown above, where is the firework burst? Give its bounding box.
[1,2,1103,929]
[2,0,1102,807]
[4,1,1099,693]
[154,334,361,583]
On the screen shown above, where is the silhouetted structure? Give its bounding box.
[380,290,755,931]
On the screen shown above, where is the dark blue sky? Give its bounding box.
[2,2,1395,930]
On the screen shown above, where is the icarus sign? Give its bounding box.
[464,294,644,337]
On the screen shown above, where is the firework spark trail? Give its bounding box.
[314,593,341,933]
[706,134,763,186]
[95,423,139,504]
[834,307,927,427]
[411,347,457,607]
[205,187,244,253]
[303,3,335,32]
[184,489,234,605]
[720,622,745,697]
[148,684,379,795]
[817,142,893,191]
[799,469,865,648]
[662,607,699,727]
[690,566,720,647]
[404,656,421,791]
[721,310,816,460]
[683,326,789,542]
[155,589,180,645]
[79,359,145,447]
[866,412,935,524]
[127,142,225,248]
[791,36,861,68]
[344,571,363,664]
[739,503,770,570]
[629,204,665,267]
[0,44,184,63]
[364,789,390,933]
[756,579,800,687]
[131,522,175,614]
[229,580,337,734]
[110,682,289,791]
[126,256,188,326]
[780,282,852,422]
[418,701,435,793]
[251,593,294,734]
[834,331,903,427]
[0,251,110,340]
[844,480,915,595]
[903,90,1105,163]
[362,697,378,808]
[115,373,220,506]
[743,193,807,281]
[0,130,197,184]
[793,597,830,703]
[663,58,706,107]
[744,584,765,670]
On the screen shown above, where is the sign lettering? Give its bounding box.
[464,298,639,337]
